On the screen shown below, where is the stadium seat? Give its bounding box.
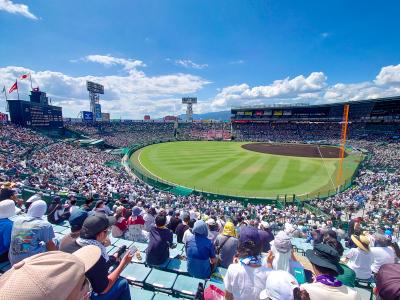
[132,251,146,264]
[152,293,175,300]
[134,241,149,252]
[114,238,134,248]
[129,285,155,300]
[169,247,183,258]
[0,261,11,273]
[106,245,116,254]
[148,259,170,269]
[166,258,188,274]
[172,275,205,297]
[52,224,68,233]
[145,268,177,292]
[121,263,152,286]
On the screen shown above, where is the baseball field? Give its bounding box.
[130,141,363,199]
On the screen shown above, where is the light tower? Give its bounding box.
[86,81,104,122]
[182,97,197,121]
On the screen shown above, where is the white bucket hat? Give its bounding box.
[0,200,20,219]
[260,270,299,300]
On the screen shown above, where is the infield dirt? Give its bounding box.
[241,143,347,158]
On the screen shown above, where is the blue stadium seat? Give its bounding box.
[132,251,146,264]
[172,275,205,297]
[166,258,188,274]
[153,293,175,300]
[129,285,155,300]
[114,239,134,248]
[145,268,177,292]
[121,263,152,286]
[0,261,11,273]
[169,247,183,259]
[106,245,116,254]
[148,259,170,269]
[134,241,148,252]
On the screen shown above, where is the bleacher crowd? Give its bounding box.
[0,121,400,299]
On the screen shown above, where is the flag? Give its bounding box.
[9,81,18,94]
[20,73,30,80]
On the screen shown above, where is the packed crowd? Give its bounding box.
[67,122,175,147]
[1,121,400,299]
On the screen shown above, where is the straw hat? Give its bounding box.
[351,234,370,252]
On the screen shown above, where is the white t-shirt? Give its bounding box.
[224,263,271,300]
[302,282,361,300]
[370,246,395,273]
[346,248,373,279]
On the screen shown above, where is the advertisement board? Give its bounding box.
[83,111,93,121]
[101,113,110,122]
[94,104,102,121]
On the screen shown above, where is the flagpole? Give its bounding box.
[16,79,20,100]
[2,86,7,101]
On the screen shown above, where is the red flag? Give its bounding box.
[9,81,18,94]
[20,73,29,80]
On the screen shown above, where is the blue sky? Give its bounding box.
[1,0,400,118]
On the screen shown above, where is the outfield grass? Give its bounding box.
[131,141,362,199]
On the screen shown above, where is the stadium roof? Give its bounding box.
[231,95,400,110]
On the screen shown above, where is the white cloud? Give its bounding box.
[0,65,210,119]
[0,0,38,20]
[77,54,146,71]
[210,64,400,110]
[212,72,327,108]
[229,60,245,65]
[375,64,400,85]
[175,59,208,70]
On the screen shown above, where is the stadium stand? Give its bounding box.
[1,97,400,299]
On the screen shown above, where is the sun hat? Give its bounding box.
[206,218,216,226]
[306,243,344,275]
[259,270,299,300]
[27,200,47,219]
[273,231,292,253]
[68,209,89,232]
[351,234,370,252]
[80,214,116,239]
[0,199,20,219]
[375,263,400,300]
[0,246,100,300]
[132,206,142,216]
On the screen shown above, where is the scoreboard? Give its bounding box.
[7,100,63,128]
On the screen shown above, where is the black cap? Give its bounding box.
[306,244,344,275]
[80,213,116,239]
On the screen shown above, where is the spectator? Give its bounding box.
[302,244,360,300]
[259,270,309,300]
[112,206,128,238]
[268,231,300,275]
[224,237,271,300]
[47,196,70,225]
[143,207,157,232]
[214,221,239,268]
[76,214,132,300]
[258,221,274,252]
[175,212,190,243]
[68,198,79,214]
[343,235,373,280]
[0,246,101,300]
[0,200,20,262]
[126,206,148,242]
[59,209,89,253]
[206,218,219,243]
[370,233,395,274]
[167,211,182,233]
[186,220,217,279]
[9,200,56,265]
[182,218,196,244]
[25,192,43,210]
[374,263,400,300]
[146,214,173,266]
[81,198,94,212]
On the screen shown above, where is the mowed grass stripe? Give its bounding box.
[242,156,277,190]
[189,154,244,180]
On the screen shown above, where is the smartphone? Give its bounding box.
[129,245,138,255]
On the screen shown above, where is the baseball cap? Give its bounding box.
[260,270,299,300]
[68,209,89,232]
[80,213,116,239]
[239,226,261,248]
[0,246,100,300]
